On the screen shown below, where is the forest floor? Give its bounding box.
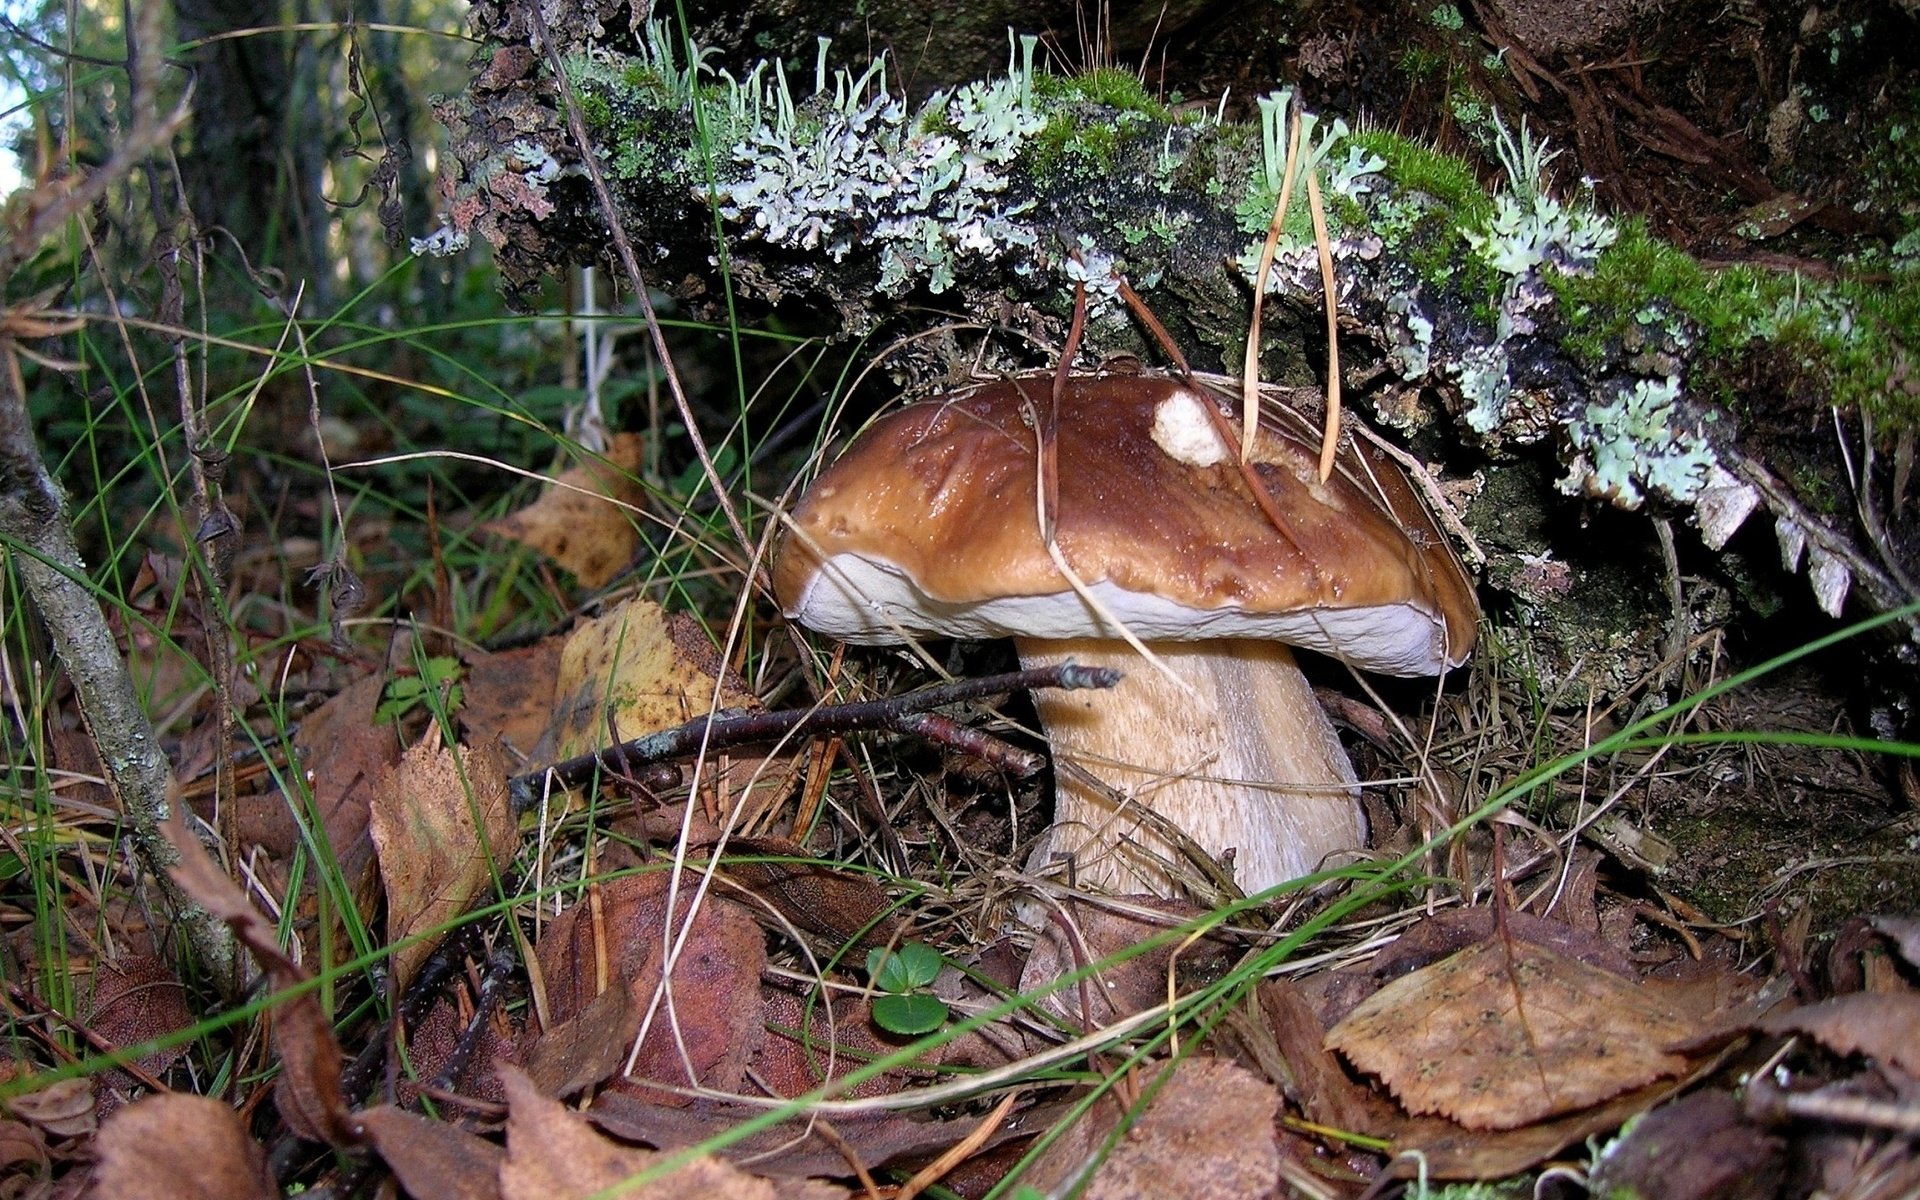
[1,2,1918,1199]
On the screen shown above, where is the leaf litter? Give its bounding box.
[60,578,1920,1198]
[25,338,1920,1200]
[482,431,649,589]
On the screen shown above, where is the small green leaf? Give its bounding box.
[893,941,944,988]
[870,992,948,1035]
[868,941,943,992]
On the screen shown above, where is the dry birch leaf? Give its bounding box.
[484,432,647,588]
[460,637,566,759]
[495,1064,836,1200]
[1078,1058,1281,1199]
[359,1104,505,1200]
[528,871,766,1100]
[539,597,750,764]
[535,598,797,819]
[1325,935,1694,1130]
[1758,992,1920,1076]
[369,736,518,991]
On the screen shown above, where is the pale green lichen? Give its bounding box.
[1401,115,1618,442]
[1559,376,1717,508]
[1384,290,1434,380]
[713,34,1047,295]
[1233,88,1377,237]
[1467,189,1617,276]
[1465,116,1615,277]
[1451,343,1513,434]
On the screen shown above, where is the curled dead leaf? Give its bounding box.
[369,736,518,991]
[162,818,359,1149]
[1757,992,1920,1077]
[484,433,647,589]
[497,1063,845,1200]
[528,870,765,1100]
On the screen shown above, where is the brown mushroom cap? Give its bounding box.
[774,373,1477,676]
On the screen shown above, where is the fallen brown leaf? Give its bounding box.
[1384,1079,1689,1181]
[718,838,903,952]
[523,974,643,1099]
[1758,992,1920,1076]
[163,818,359,1149]
[461,638,566,759]
[530,871,765,1100]
[535,598,796,821]
[1271,960,1750,1180]
[360,1103,505,1200]
[749,989,907,1102]
[87,954,193,1095]
[235,672,393,934]
[8,1077,95,1139]
[89,1093,275,1200]
[1325,933,1695,1130]
[484,432,647,588]
[1017,898,1238,1029]
[369,736,518,991]
[1076,1058,1281,1200]
[0,1118,49,1189]
[1585,1091,1785,1200]
[587,1090,1028,1183]
[497,1063,842,1200]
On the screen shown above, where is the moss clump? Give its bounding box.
[1338,127,1513,305]
[1032,67,1171,122]
[1350,128,1493,225]
[1028,112,1123,176]
[1549,219,1920,430]
[1022,69,1174,182]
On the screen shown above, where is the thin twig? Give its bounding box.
[0,2,238,989]
[508,663,1121,809]
[1243,106,1304,462]
[1304,155,1342,481]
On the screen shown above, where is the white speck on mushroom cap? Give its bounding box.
[1150,388,1231,467]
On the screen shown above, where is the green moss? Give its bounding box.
[1549,219,1920,430]
[1351,127,1493,225]
[1833,269,1920,426]
[1032,67,1170,122]
[1399,46,1447,82]
[1024,90,1154,181]
[579,91,613,131]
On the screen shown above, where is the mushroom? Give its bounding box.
[772,372,1478,897]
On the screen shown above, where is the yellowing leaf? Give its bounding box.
[535,597,799,825]
[539,597,749,764]
[369,738,518,991]
[485,433,646,588]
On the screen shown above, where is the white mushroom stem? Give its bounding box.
[1014,636,1364,897]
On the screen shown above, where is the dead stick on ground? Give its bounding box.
[508,663,1120,810]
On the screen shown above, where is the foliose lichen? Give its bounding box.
[1558,375,1717,509]
[713,35,1048,296]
